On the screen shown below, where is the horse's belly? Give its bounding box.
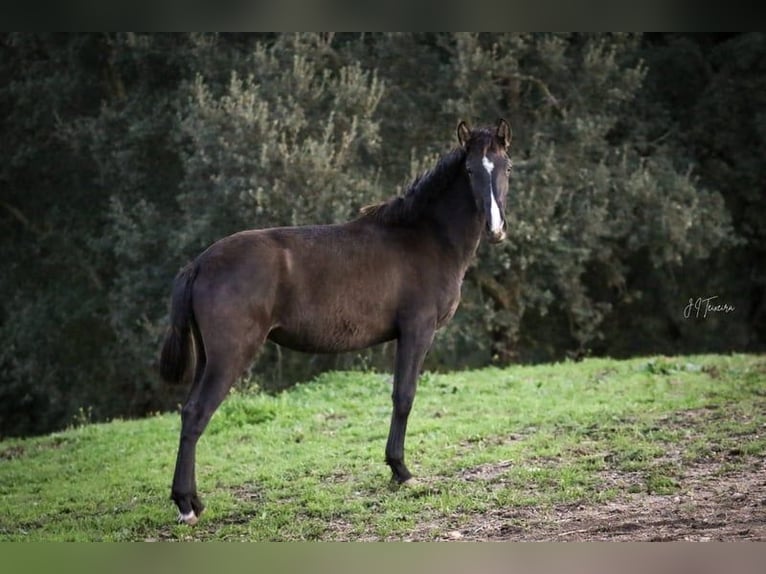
[267,319,396,353]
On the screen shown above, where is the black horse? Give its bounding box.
[160,119,512,524]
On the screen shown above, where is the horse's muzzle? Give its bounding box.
[487,229,507,244]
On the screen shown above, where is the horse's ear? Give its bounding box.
[456,121,471,148]
[495,118,512,149]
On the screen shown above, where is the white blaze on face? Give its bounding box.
[482,155,504,234]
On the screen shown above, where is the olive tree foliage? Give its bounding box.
[424,33,735,363]
[0,33,752,438]
[174,42,383,247]
[0,34,122,435]
[687,33,766,347]
[107,34,386,392]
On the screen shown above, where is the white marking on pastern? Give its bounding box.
[178,510,198,525]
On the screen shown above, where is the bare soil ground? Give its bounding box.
[319,456,765,542]
[438,457,766,541]
[364,408,766,541]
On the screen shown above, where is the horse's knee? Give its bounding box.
[181,401,198,421]
[392,390,415,418]
[180,401,201,427]
[180,401,212,440]
[181,387,223,423]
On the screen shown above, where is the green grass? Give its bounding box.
[1,354,764,541]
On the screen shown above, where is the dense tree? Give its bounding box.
[0,33,761,437]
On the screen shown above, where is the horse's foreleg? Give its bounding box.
[385,322,435,483]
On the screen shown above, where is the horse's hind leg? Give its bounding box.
[171,318,267,525]
[170,352,208,523]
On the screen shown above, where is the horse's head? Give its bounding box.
[457,118,512,244]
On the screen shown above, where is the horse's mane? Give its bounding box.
[358,147,467,226]
[358,128,500,226]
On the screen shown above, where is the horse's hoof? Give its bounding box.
[389,476,418,489]
[177,510,198,526]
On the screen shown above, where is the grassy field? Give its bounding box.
[1,354,764,541]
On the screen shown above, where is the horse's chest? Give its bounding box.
[435,282,463,328]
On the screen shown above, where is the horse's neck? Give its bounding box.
[431,177,484,269]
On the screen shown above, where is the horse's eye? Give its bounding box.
[466,167,473,175]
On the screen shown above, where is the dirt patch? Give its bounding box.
[460,459,515,482]
[0,436,71,461]
[431,410,766,541]
[315,458,764,542]
[445,458,765,541]
[0,444,25,460]
[337,407,765,541]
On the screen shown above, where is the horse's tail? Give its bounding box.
[159,263,200,385]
